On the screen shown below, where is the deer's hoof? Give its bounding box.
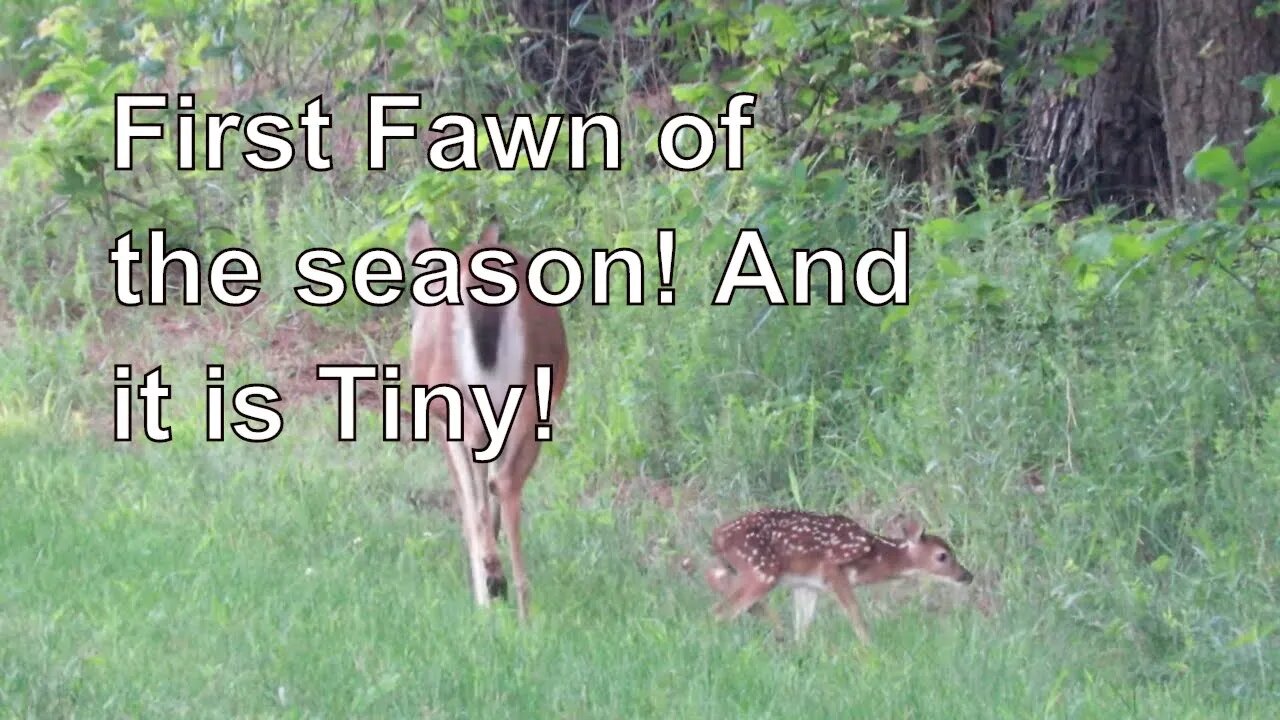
[487,574,509,601]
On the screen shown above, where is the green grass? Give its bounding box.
[2,72,1278,720]
[1,409,1271,718]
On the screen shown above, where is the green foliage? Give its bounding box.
[1057,75,1280,313]
[1056,37,1112,78]
[1,0,410,247]
[656,0,1002,172]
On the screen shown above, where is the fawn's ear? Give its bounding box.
[887,512,909,536]
[477,216,502,246]
[902,519,924,544]
[405,214,434,258]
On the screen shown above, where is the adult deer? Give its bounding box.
[704,508,973,643]
[404,214,569,621]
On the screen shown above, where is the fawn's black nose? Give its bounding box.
[958,569,974,584]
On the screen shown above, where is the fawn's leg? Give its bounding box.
[717,576,776,621]
[710,566,784,639]
[715,541,781,622]
[705,562,736,614]
[791,586,820,641]
[822,564,871,644]
[759,597,786,641]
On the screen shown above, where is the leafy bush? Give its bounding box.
[1060,75,1280,315]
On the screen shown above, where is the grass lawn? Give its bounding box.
[1,53,1277,720]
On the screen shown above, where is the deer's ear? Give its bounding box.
[405,214,434,258]
[888,512,909,536]
[902,519,924,544]
[478,217,502,246]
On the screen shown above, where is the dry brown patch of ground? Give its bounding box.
[78,287,404,441]
[0,90,62,147]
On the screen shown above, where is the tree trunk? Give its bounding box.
[1010,0,1280,218]
[1013,0,1169,217]
[1154,0,1280,214]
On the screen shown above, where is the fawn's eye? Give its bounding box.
[936,552,948,562]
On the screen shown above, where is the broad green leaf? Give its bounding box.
[1243,120,1280,175]
[878,304,912,332]
[976,280,1011,305]
[349,225,393,256]
[1075,268,1101,291]
[853,101,902,131]
[754,4,798,45]
[1072,231,1113,263]
[1110,233,1149,261]
[1057,39,1112,78]
[934,256,964,277]
[960,210,995,239]
[570,12,614,40]
[920,217,963,245]
[1025,198,1060,225]
[383,31,407,51]
[1185,146,1244,190]
[669,83,708,104]
[443,5,471,23]
[54,165,91,197]
[1145,224,1180,254]
[815,172,848,205]
[1262,74,1280,113]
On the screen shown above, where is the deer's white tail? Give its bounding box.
[453,280,526,448]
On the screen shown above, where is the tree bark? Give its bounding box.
[509,0,673,114]
[1154,0,1280,215]
[1013,0,1169,217]
[1011,0,1280,218]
